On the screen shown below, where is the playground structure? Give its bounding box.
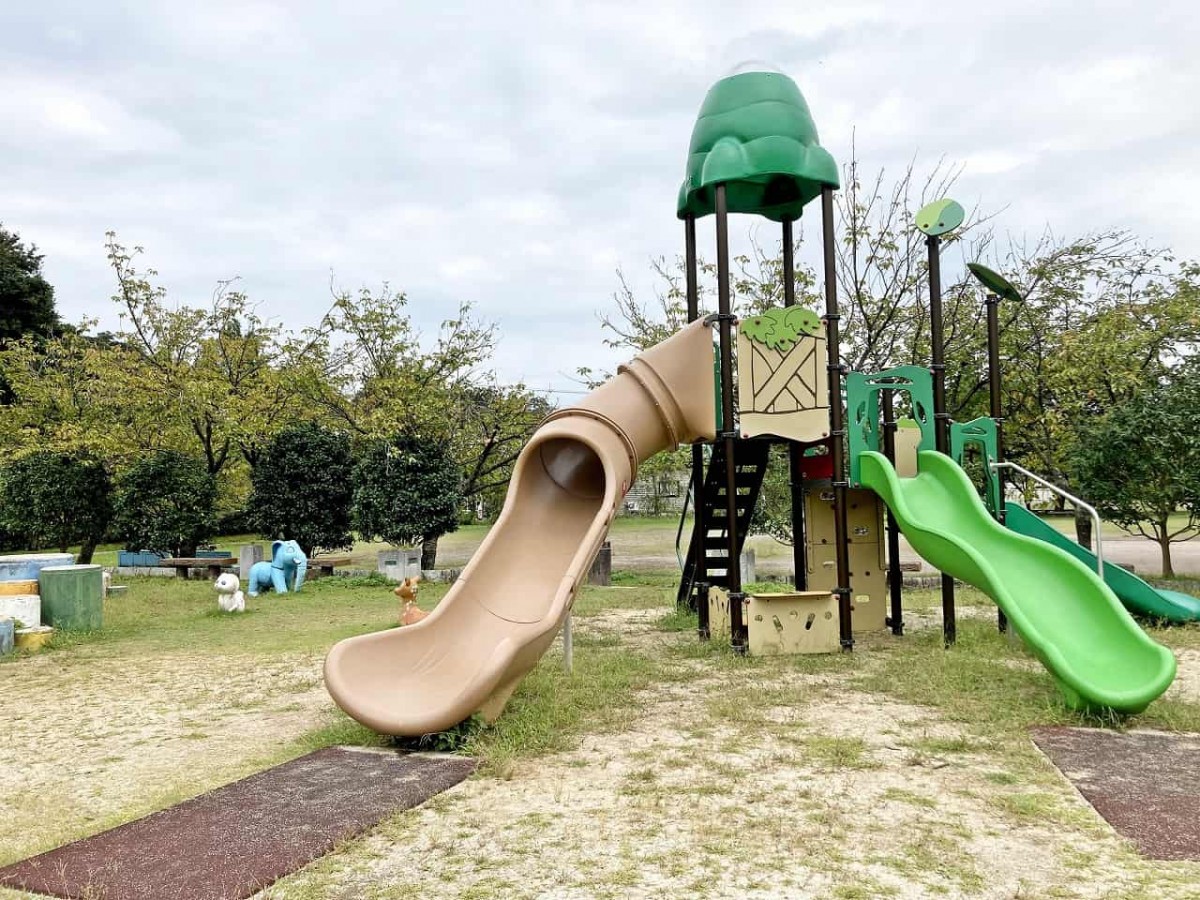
[325,65,1191,736]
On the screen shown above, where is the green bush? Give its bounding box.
[250,423,353,556]
[352,432,460,563]
[0,451,111,562]
[111,451,217,557]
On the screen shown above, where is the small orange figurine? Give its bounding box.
[396,576,426,626]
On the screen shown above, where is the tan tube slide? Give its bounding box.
[324,320,718,735]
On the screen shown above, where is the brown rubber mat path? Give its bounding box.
[1032,726,1200,860]
[0,747,476,899]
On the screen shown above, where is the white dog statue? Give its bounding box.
[214,572,245,613]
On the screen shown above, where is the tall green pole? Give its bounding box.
[822,186,853,650]
[715,184,746,651]
[782,219,807,588]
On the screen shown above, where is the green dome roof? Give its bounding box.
[677,70,838,222]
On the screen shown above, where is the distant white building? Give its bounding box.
[622,470,690,515]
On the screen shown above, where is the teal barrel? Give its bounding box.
[38,565,104,631]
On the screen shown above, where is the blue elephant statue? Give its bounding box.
[247,540,308,596]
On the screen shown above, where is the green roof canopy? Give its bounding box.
[677,69,838,222]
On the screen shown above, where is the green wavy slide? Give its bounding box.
[1004,504,1200,623]
[860,450,1176,713]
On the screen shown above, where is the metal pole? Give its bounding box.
[821,186,853,650]
[927,234,955,646]
[562,612,573,674]
[715,185,746,651]
[782,219,807,588]
[986,291,1008,634]
[881,388,903,636]
[685,216,711,639]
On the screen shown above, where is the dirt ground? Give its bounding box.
[5,599,1199,900]
[269,608,1200,899]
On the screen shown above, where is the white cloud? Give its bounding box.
[1,0,1197,394]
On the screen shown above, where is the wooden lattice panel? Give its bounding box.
[736,328,829,442]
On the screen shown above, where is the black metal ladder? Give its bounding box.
[676,439,770,606]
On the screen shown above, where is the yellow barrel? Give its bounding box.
[15,626,53,651]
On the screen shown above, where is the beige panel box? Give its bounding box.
[805,486,885,545]
[747,592,839,655]
[805,542,888,632]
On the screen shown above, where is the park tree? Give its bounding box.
[352,432,461,569]
[104,234,306,475]
[451,384,553,518]
[303,286,550,521]
[111,451,217,557]
[1071,369,1200,577]
[0,452,112,563]
[0,225,59,343]
[250,423,353,556]
[0,329,132,457]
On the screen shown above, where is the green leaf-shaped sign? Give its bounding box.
[740,306,822,352]
[967,263,1022,303]
[915,198,965,237]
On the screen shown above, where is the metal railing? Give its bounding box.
[989,460,1104,578]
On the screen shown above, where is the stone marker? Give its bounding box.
[239,544,264,577]
[378,548,421,582]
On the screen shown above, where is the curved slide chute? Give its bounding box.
[325,320,717,736]
[1004,504,1200,624]
[860,450,1175,713]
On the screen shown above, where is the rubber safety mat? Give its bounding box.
[1032,726,1200,860]
[0,747,475,899]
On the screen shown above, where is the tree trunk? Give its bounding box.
[78,540,97,565]
[1074,508,1093,552]
[421,536,439,571]
[1159,524,1174,578]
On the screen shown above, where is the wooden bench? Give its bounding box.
[307,556,352,578]
[159,557,237,580]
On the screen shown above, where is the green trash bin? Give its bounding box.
[38,565,104,631]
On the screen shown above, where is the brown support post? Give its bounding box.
[685,215,710,639]
[820,186,853,650]
[927,234,956,646]
[881,388,904,636]
[714,185,746,651]
[782,218,807,588]
[986,291,1008,634]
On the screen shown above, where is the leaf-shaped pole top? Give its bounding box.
[915,198,965,237]
[967,263,1023,303]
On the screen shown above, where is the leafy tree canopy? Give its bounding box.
[111,451,217,558]
[250,423,353,556]
[1072,368,1200,577]
[352,432,461,549]
[0,225,59,343]
[0,452,111,563]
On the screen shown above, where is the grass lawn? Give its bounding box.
[3,567,1200,898]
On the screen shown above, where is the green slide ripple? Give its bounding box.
[860,450,1176,713]
[1005,504,1200,623]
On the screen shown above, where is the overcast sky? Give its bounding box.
[3,1,1198,396]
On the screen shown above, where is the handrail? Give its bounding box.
[675,478,694,572]
[989,461,1103,578]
